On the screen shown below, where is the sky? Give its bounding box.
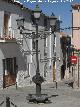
[16,0,80,34]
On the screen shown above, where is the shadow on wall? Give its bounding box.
[0,43,28,72]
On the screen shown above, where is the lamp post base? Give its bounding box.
[26,94,49,103]
[27,75,48,103]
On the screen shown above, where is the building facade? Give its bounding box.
[0,0,63,89]
[71,4,80,88]
[71,4,80,49]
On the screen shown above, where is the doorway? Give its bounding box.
[61,65,65,79]
[53,61,56,81]
[4,13,10,35]
[3,57,17,88]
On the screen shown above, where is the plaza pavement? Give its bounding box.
[0,81,80,107]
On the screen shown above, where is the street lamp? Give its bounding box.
[49,13,57,81]
[16,6,47,103]
[49,12,57,63]
[16,18,24,29]
[27,5,48,103]
[49,13,57,55]
[33,5,41,19]
[50,13,57,26]
[16,6,58,103]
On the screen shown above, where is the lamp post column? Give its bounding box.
[35,21,41,95]
[16,5,49,102]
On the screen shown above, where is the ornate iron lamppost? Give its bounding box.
[49,12,57,33]
[49,13,57,82]
[16,5,58,103]
[16,5,49,103]
[29,4,48,103]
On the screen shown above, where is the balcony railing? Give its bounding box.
[0,28,16,43]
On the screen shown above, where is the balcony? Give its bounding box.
[0,36,16,43]
[0,28,16,43]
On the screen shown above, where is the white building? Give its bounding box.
[0,0,63,89]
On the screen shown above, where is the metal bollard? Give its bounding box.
[55,81,57,89]
[6,97,10,107]
[16,82,17,90]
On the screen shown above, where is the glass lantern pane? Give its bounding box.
[34,12,40,19]
[16,19,24,28]
[50,19,56,26]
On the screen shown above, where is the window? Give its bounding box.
[44,38,47,56]
[3,57,17,75]
[4,12,11,36]
[4,12,11,35]
[44,17,47,27]
[44,63,47,77]
[32,39,36,49]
